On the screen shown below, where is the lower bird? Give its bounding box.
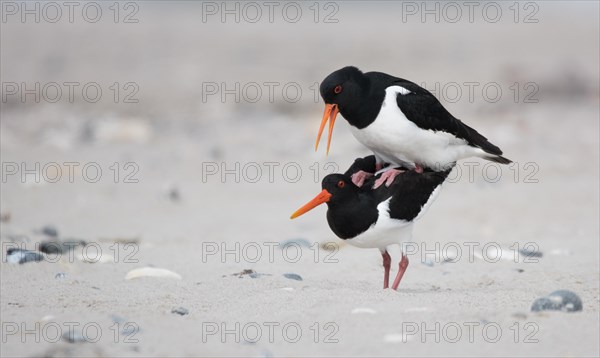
[290,156,453,290]
[315,66,511,188]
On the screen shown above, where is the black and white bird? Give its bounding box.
[315,66,511,188]
[290,156,453,290]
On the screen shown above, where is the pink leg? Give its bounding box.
[381,251,391,289]
[391,254,409,290]
[415,164,424,173]
[375,162,384,171]
[373,169,404,189]
[351,170,373,187]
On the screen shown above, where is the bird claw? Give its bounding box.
[373,168,404,189]
[351,170,373,187]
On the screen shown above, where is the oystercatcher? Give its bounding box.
[315,66,511,188]
[290,156,453,290]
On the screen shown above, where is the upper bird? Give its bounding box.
[315,66,511,188]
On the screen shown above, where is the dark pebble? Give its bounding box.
[171,307,189,316]
[40,239,86,254]
[531,297,563,312]
[280,238,311,249]
[519,247,543,258]
[283,273,303,281]
[232,269,271,278]
[40,241,63,254]
[548,290,583,312]
[7,248,44,264]
[62,329,86,343]
[531,290,583,312]
[42,226,59,238]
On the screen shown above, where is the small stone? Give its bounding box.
[531,297,562,312]
[55,273,67,279]
[40,239,86,254]
[516,269,525,273]
[520,247,543,258]
[548,290,583,312]
[7,248,44,264]
[168,187,181,202]
[125,267,182,280]
[280,238,311,249]
[351,307,377,314]
[42,226,59,238]
[531,290,583,312]
[231,269,271,278]
[421,260,434,267]
[62,329,86,343]
[171,307,189,316]
[40,241,64,254]
[0,212,11,223]
[283,273,303,281]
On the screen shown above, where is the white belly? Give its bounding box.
[348,86,484,169]
[345,199,414,250]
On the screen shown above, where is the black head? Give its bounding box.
[320,174,359,206]
[315,67,375,154]
[290,173,358,219]
[319,66,369,106]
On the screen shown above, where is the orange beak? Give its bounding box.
[290,189,332,219]
[315,104,339,155]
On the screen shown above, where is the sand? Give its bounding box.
[1,2,599,357]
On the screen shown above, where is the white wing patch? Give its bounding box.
[396,86,411,95]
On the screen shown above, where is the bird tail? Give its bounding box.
[484,155,512,165]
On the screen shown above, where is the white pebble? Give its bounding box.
[125,267,182,280]
[351,307,377,314]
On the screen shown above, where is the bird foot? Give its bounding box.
[351,170,374,187]
[391,254,409,291]
[415,164,424,174]
[373,168,405,189]
[381,251,391,289]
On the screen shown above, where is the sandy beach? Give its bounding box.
[1,1,599,357]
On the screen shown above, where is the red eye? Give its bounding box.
[334,85,342,94]
[337,180,345,188]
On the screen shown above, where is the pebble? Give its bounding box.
[42,225,59,238]
[125,267,182,280]
[421,259,434,267]
[62,329,86,343]
[279,238,312,249]
[283,273,303,281]
[0,212,11,223]
[519,247,543,258]
[40,239,86,255]
[383,333,412,343]
[531,290,583,312]
[171,307,189,316]
[55,273,67,279]
[231,269,271,278]
[7,248,44,264]
[351,307,377,314]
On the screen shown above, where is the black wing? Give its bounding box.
[394,80,504,156]
[385,168,453,222]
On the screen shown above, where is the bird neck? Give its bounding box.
[339,86,385,129]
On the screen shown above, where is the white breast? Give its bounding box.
[348,86,482,168]
[345,182,446,251]
[345,198,413,250]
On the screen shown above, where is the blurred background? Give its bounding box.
[1,1,599,357]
